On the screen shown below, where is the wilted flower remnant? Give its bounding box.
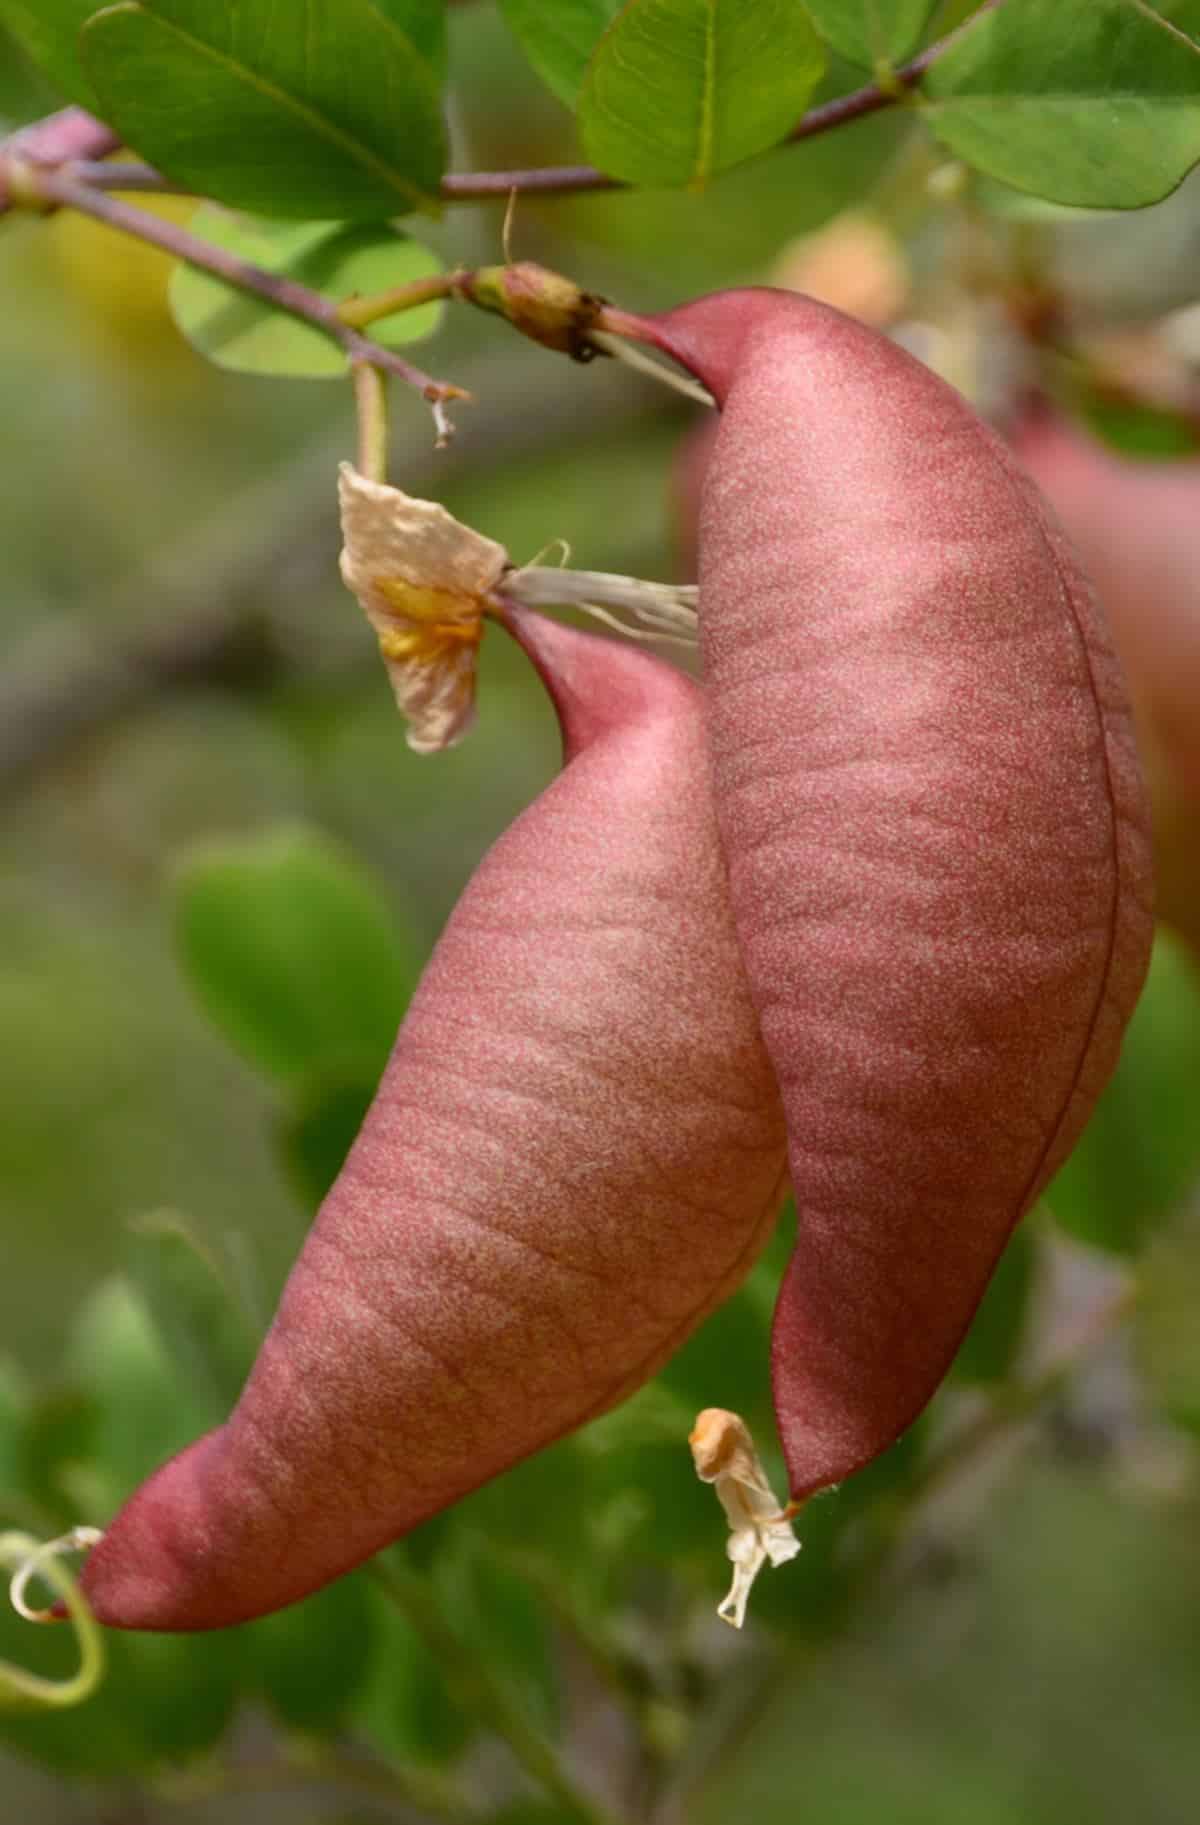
[339,464,701,756]
[338,463,508,754]
[690,1408,800,1628]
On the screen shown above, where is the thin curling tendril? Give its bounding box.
[1,1528,105,1710]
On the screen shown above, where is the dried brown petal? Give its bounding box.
[337,464,507,753]
[690,1408,799,1628]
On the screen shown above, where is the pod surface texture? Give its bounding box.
[81,612,788,1629]
[645,289,1155,1500]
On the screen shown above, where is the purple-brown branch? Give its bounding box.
[0,1,1007,210]
[0,106,119,213]
[23,167,467,407]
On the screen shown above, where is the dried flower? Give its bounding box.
[689,1408,800,1628]
[338,464,507,753]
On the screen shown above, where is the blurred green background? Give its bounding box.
[3,7,1200,1824]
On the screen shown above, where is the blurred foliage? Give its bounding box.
[2,4,1200,1824]
[923,0,1200,208]
[1048,934,1200,1256]
[1137,1208,1200,1439]
[1076,390,1200,461]
[169,214,446,377]
[172,825,423,1090]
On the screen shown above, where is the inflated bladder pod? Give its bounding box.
[80,609,787,1629]
[638,288,1153,1501]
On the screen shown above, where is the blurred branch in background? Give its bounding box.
[0,352,676,803]
[372,1551,629,1825]
[155,1742,473,1822]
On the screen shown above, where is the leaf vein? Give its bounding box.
[129,3,430,208]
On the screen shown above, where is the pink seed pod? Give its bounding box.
[1011,408,1200,955]
[668,214,907,582]
[79,609,788,1630]
[623,288,1155,1505]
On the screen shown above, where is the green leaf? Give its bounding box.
[63,1277,203,1501]
[0,1603,239,1773]
[1137,1209,1200,1437]
[451,1548,560,1740]
[0,1,101,106]
[496,0,620,105]
[923,0,1200,208]
[279,1079,377,1206]
[81,1,446,219]
[1048,931,1200,1254]
[17,1391,100,1530]
[246,1572,376,1734]
[579,0,826,187]
[168,210,445,378]
[449,1436,594,1571]
[971,177,1107,223]
[1076,393,1200,461]
[352,1570,474,1765]
[802,0,937,68]
[564,57,907,282]
[172,823,420,1090]
[950,1223,1036,1384]
[123,1212,257,1417]
[119,1634,240,1762]
[378,0,447,77]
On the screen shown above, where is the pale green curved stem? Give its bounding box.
[0,1528,105,1711]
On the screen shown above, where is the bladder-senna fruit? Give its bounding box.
[78,605,789,1630]
[77,288,1153,1630]
[618,287,1154,1505]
